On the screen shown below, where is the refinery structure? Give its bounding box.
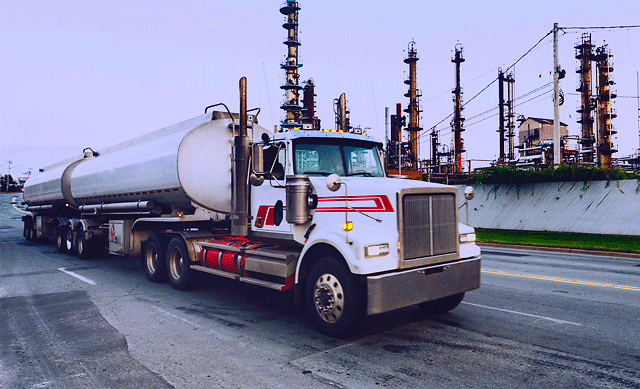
[381,29,636,180]
[277,1,635,179]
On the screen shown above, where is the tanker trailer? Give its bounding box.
[23,106,269,264]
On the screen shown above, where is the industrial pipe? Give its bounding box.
[79,201,155,214]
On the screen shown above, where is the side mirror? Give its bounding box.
[326,174,342,192]
[252,143,264,174]
[464,186,474,201]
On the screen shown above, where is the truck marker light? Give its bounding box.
[343,221,353,231]
[178,212,183,217]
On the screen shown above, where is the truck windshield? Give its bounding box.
[293,139,384,177]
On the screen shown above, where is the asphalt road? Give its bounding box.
[1,192,639,388]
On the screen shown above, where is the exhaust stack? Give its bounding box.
[232,77,249,236]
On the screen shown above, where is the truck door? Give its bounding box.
[251,143,291,236]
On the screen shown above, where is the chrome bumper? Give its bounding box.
[366,256,481,315]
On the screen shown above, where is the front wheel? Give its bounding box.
[418,292,465,314]
[167,236,193,291]
[305,256,365,338]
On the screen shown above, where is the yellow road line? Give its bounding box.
[11,196,29,214]
[482,269,640,292]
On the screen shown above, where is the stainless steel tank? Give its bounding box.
[23,111,269,215]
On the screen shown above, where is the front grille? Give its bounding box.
[402,193,457,260]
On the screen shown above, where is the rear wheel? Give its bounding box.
[418,292,465,314]
[77,226,94,260]
[305,256,365,338]
[144,234,167,283]
[167,236,193,291]
[24,220,34,242]
[66,226,77,256]
[55,225,68,253]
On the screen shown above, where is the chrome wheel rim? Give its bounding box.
[146,244,158,274]
[314,273,344,323]
[66,229,73,251]
[169,247,184,280]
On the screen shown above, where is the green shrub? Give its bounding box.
[465,165,635,186]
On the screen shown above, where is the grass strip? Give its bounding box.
[475,228,640,253]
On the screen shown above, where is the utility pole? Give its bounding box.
[553,23,561,165]
[5,160,12,192]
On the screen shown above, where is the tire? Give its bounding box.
[144,234,167,283]
[418,292,465,314]
[305,256,365,338]
[167,236,193,291]
[66,225,77,256]
[24,221,34,242]
[77,226,94,260]
[55,225,68,253]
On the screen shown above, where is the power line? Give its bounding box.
[421,30,554,141]
[560,25,640,30]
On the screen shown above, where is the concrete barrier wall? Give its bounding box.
[455,180,640,236]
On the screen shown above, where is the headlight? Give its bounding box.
[365,243,389,258]
[459,233,476,243]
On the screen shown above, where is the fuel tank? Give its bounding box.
[23,111,269,215]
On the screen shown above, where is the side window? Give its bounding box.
[264,144,285,180]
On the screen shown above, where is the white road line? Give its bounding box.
[57,268,96,285]
[154,307,202,328]
[462,302,582,326]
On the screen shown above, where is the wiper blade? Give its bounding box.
[302,171,335,176]
[347,171,374,177]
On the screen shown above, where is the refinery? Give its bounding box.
[2,1,639,191]
[273,1,640,184]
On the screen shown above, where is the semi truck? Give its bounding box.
[22,79,481,337]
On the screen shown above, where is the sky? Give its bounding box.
[1,0,639,178]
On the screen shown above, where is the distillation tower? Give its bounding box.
[279,0,303,130]
[301,79,320,130]
[403,40,422,168]
[451,44,465,173]
[574,34,617,167]
[575,33,596,163]
[595,45,617,168]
